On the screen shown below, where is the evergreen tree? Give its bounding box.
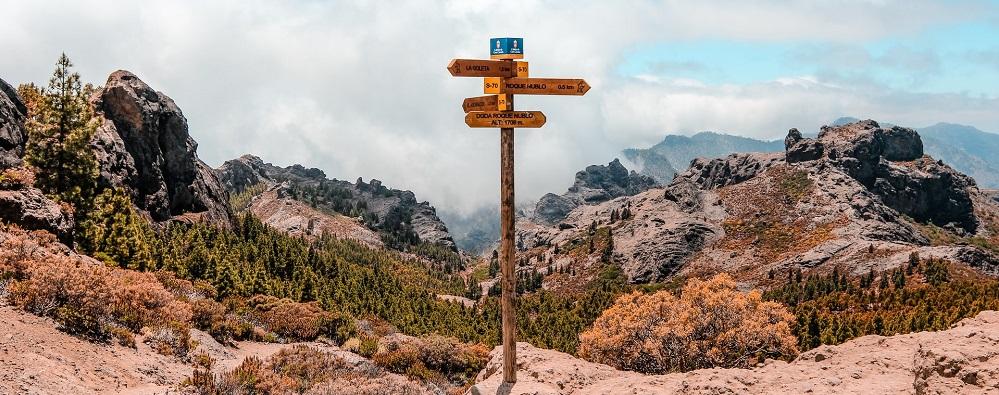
[24,54,99,212]
[78,188,157,270]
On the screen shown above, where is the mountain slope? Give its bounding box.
[217,154,455,250]
[515,120,999,285]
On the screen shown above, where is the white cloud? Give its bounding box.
[0,0,994,215]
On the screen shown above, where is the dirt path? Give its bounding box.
[0,304,355,394]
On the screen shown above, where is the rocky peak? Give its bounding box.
[532,159,658,226]
[786,119,975,233]
[0,77,26,169]
[90,70,232,226]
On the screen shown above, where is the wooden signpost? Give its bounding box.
[462,94,510,112]
[448,37,589,385]
[483,77,591,96]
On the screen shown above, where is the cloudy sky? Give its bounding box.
[2,0,998,215]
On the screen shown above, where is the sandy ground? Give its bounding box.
[470,311,999,395]
[0,303,350,395]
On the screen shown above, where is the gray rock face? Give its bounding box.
[0,78,26,169]
[532,159,658,226]
[798,120,976,233]
[0,187,73,242]
[628,221,717,282]
[91,71,231,226]
[680,152,784,189]
[216,155,456,249]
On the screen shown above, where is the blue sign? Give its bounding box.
[490,37,524,57]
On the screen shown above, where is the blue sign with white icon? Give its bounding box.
[490,38,523,56]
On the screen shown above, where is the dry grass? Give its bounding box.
[717,165,845,263]
[187,345,428,395]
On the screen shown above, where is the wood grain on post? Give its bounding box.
[500,75,517,384]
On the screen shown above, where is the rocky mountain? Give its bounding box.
[0,78,73,241]
[469,310,999,394]
[622,132,784,184]
[217,154,455,250]
[516,120,999,284]
[627,119,999,190]
[532,158,657,226]
[0,78,26,169]
[90,71,232,226]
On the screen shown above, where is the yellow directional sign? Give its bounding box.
[462,94,510,113]
[483,77,590,96]
[465,111,546,128]
[447,59,529,78]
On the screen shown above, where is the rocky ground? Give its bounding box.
[469,310,999,395]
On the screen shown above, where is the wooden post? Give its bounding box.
[499,78,517,384]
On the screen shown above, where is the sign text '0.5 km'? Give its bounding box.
[464,111,546,128]
[483,77,589,95]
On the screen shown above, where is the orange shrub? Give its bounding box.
[247,295,355,343]
[373,334,489,389]
[186,345,420,395]
[579,273,799,373]
[0,167,36,190]
[0,227,193,354]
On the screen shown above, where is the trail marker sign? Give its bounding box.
[490,37,524,59]
[462,94,510,112]
[465,111,546,128]
[446,37,589,385]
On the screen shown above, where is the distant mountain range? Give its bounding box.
[625,118,999,189]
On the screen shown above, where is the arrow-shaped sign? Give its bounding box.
[465,111,546,128]
[462,94,510,113]
[448,59,529,78]
[484,77,589,96]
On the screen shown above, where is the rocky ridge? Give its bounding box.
[516,120,999,285]
[217,154,455,249]
[532,158,657,226]
[469,310,999,394]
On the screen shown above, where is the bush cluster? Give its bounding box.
[188,345,427,395]
[579,273,799,373]
[0,227,192,354]
[372,334,489,389]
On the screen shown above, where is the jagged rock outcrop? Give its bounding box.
[0,77,26,169]
[682,152,784,189]
[468,311,999,394]
[90,71,231,226]
[532,159,657,226]
[786,120,976,234]
[216,155,456,249]
[0,187,73,242]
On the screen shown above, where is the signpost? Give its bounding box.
[448,37,588,385]
[448,59,529,78]
[462,94,510,113]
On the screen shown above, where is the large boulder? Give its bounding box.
[0,78,26,169]
[90,71,231,226]
[0,187,73,242]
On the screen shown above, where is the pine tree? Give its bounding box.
[79,188,157,270]
[24,54,99,212]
